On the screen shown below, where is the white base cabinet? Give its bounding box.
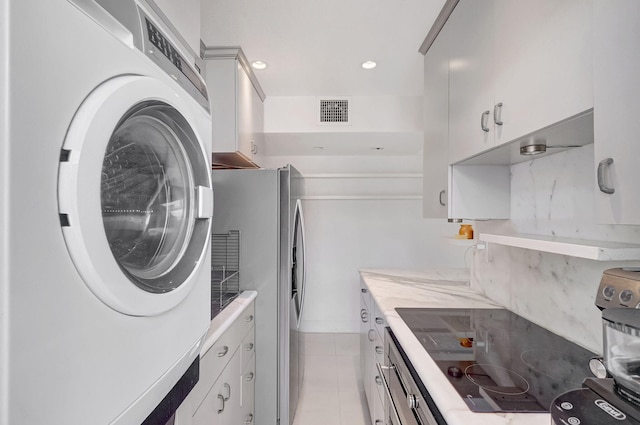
[359,279,387,425]
[176,301,255,425]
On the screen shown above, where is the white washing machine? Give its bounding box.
[1,1,213,424]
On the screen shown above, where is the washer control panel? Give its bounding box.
[596,268,640,310]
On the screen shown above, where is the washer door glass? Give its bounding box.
[58,76,212,316]
[102,105,195,293]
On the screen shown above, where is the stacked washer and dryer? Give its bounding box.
[1,1,213,424]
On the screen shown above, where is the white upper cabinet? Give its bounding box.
[593,0,640,224]
[423,18,451,218]
[446,0,593,165]
[203,47,265,168]
[447,0,495,164]
[492,0,593,146]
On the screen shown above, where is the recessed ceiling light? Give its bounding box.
[361,61,377,70]
[251,60,268,70]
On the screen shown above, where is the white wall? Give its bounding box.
[153,0,201,54]
[261,155,469,333]
[471,145,640,354]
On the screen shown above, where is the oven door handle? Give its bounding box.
[376,362,402,425]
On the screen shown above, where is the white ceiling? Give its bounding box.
[200,0,446,97]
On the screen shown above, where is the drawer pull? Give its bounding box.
[246,343,254,351]
[375,345,383,355]
[361,288,367,293]
[245,413,254,424]
[375,317,384,325]
[217,394,225,414]
[368,329,376,342]
[375,375,383,386]
[597,158,615,194]
[360,309,369,323]
[481,110,490,132]
[246,315,254,322]
[246,372,255,381]
[493,102,503,126]
[218,346,229,357]
[223,383,231,401]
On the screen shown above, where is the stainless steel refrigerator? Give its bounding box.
[211,165,306,425]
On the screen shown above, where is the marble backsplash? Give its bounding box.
[470,144,640,354]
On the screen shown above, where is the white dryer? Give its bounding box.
[1,1,212,424]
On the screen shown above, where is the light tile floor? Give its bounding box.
[293,333,372,425]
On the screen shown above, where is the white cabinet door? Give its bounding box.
[492,0,593,146]
[448,0,495,164]
[236,61,256,161]
[423,19,450,218]
[593,0,640,224]
[250,76,265,165]
[206,59,239,154]
[192,349,242,425]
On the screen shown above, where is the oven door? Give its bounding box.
[376,361,404,425]
[384,328,447,425]
[387,362,421,425]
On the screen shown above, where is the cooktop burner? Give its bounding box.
[395,307,597,413]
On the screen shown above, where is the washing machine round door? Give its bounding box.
[58,75,213,316]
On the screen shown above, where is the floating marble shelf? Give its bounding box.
[479,233,640,261]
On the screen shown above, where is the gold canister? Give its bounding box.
[458,224,474,240]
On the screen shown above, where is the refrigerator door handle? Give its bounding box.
[293,199,307,328]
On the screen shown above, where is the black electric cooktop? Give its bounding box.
[395,307,597,413]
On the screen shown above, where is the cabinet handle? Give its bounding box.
[361,309,369,323]
[439,189,446,207]
[375,317,384,325]
[246,372,255,381]
[218,346,229,357]
[375,375,383,386]
[597,158,615,194]
[375,421,384,425]
[223,383,231,401]
[368,329,376,342]
[245,413,254,424]
[481,110,490,132]
[493,102,503,126]
[375,346,383,355]
[245,315,254,322]
[246,343,254,351]
[217,394,225,414]
[361,288,367,293]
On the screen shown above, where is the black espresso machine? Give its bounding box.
[551,268,640,425]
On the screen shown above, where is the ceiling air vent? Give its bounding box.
[319,99,351,125]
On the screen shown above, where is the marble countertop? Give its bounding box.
[201,290,257,355]
[359,269,550,425]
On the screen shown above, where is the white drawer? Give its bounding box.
[373,300,386,338]
[360,278,371,308]
[240,326,255,370]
